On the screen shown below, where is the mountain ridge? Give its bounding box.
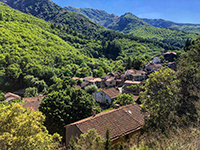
[65,6,198,48]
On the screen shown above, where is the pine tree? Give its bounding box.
[104,128,112,150]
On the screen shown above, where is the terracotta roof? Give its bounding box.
[106,77,115,82]
[4,92,21,102]
[124,81,142,84]
[65,104,147,140]
[163,52,177,55]
[145,62,162,70]
[23,96,44,111]
[72,77,80,80]
[81,82,90,88]
[102,88,120,99]
[126,69,146,75]
[93,78,102,82]
[73,85,81,89]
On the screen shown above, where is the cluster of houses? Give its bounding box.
[72,69,146,105]
[3,50,177,148]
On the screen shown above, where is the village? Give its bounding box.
[2,50,178,148]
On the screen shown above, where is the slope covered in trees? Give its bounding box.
[142,18,200,34]
[0,2,114,92]
[65,7,198,48]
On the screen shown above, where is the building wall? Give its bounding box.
[66,125,82,147]
[93,91,112,104]
[105,80,116,88]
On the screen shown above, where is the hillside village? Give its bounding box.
[0,1,199,150]
[3,50,179,148]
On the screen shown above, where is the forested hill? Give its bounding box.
[0,0,102,36]
[0,2,181,93]
[0,2,114,92]
[141,18,200,35]
[65,6,198,48]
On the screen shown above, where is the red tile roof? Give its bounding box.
[65,104,147,140]
[23,96,44,111]
[4,92,21,102]
[102,88,120,99]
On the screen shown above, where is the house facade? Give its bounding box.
[125,69,146,81]
[65,104,147,148]
[92,88,120,105]
[123,81,142,95]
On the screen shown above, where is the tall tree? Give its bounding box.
[39,86,100,141]
[104,128,112,150]
[176,37,200,124]
[140,67,179,132]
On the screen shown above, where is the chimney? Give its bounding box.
[93,108,96,117]
[114,104,120,109]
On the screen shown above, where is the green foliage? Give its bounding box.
[0,11,3,21]
[75,129,104,150]
[104,128,113,150]
[0,91,5,102]
[24,87,38,97]
[176,37,200,124]
[39,86,101,141]
[0,103,61,149]
[69,136,77,150]
[113,93,135,106]
[140,67,179,132]
[85,84,98,94]
[118,137,125,150]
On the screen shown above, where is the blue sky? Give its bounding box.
[52,0,200,24]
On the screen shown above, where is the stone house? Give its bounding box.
[125,69,146,81]
[123,80,142,95]
[144,61,162,74]
[163,52,177,62]
[92,88,120,105]
[65,104,147,149]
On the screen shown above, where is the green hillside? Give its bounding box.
[0,0,102,36]
[0,0,179,58]
[0,2,115,91]
[65,7,198,48]
[142,18,200,34]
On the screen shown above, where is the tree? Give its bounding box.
[140,67,179,132]
[176,38,200,124]
[97,67,105,78]
[76,129,104,150]
[0,103,61,150]
[113,93,135,106]
[24,87,38,97]
[118,137,125,150]
[0,12,3,21]
[85,84,98,94]
[39,86,100,141]
[69,136,77,150]
[104,128,113,150]
[0,91,5,102]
